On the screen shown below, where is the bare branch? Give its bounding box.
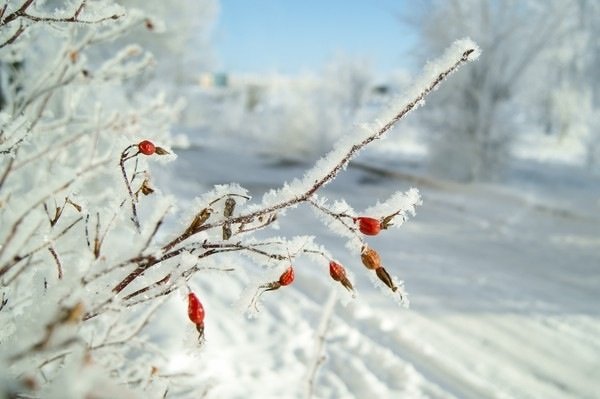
[0,292,7,312]
[0,3,8,21]
[0,216,81,281]
[304,291,337,399]
[138,206,172,255]
[115,47,478,301]
[0,160,109,276]
[48,245,63,280]
[159,48,478,252]
[0,23,25,49]
[1,0,120,27]
[119,145,141,231]
[73,0,86,19]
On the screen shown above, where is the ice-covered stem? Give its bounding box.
[307,198,362,240]
[304,290,337,399]
[111,239,325,295]
[8,302,85,362]
[112,40,479,294]
[119,145,141,231]
[0,0,123,48]
[94,145,157,254]
[89,299,163,351]
[0,161,107,278]
[0,292,7,312]
[191,42,479,236]
[47,245,63,280]
[132,42,473,271]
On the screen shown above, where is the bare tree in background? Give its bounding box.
[414,0,585,181]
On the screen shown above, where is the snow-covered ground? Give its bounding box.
[153,141,600,399]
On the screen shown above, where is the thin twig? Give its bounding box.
[0,292,7,312]
[121,274,171,301]
[140,206,171,254]
[0,0,34,25]
[307,198,362,242]
[95,199,127,258]
[304,291,337,399]
[48,245,63,279]
[0,3,8,21]
[2,253,40,287]
[73,0,86,19]
[0,23,25,49]
[90,298,164,351]
[112,240,289,294]
[0,157,15,191]
[93,211,101,258]
[0,0,120,28]
[0,160,108,274]
[0,212,81,280]
[84,213,91,250]
[119,145,141,231]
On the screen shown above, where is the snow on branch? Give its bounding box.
[196,38,480,232]
[0,24,480,397]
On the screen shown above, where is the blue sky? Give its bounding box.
[214,0,417,76]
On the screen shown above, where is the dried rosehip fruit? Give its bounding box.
[154,146,169,155]
[329,261,354,292]
[375,266,398,292]
[355,217,381,236]
[138,140,156,155]
[278,266,295,286]
[361,247,382,270]
[187,292,205,325]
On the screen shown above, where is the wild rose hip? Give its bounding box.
[329,261,346,282]
[361,247,382,270]
[187,292,205,325]
[355,217,381,236]
[252,265,296,309]
[329,261,354,292]
[138,140,156,155]
[278,266,294,286]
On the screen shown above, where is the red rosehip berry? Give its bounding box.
[138,140,156,156]
[329,261,354,292]
[278,266,294,286]
[187,292,205,325]
[355,217,381,236]
[329,261,345,282]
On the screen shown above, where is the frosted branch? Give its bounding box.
[304,290,337,399]
[194,40,479,234]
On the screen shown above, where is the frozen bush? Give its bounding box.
[0,2,479,396]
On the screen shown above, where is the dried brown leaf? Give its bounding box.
[375,266,397,292]
[154,146,169,155]
[185,208,211,235]
[224,198,236,218]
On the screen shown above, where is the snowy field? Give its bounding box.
[153,141,600,399]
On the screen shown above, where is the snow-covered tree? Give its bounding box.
[413,0,583,181]
[534,0,600,170]
[0,1,479,396]
[119,0,218,88]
